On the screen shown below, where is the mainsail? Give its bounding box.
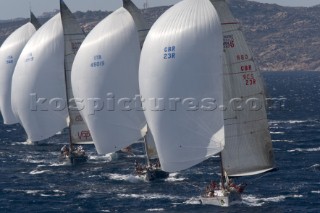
[60,0,93,145]
[139,0,225,172]
[11,14,68,141]
[0,20,36,124]
[210,0,275,176]
[71,8,145,154]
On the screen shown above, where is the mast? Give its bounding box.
[60,0,92,151]
[143,130,151,167]
[60,0,73,152]
[219,152,225,190]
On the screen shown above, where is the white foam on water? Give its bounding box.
[25,190,44,195]
[272,140,294,143]
[146,208,165,212]
[77,193,92,199]
[165,173,185,182]
[101,210,111,213]
[117,193,183,200]
[12,140,34,145]
[89,154,112,163]
[108,173,143,183]
[288,147,320,152]
[269,120,311,125]
[29,170,51,175]
[270,131,285,135]
[183,197,202,205]
[311,190,320,194]
[49,161,72,166]
[242,194,286,206]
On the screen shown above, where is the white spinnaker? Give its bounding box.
[123,0,150,47]
[11,14,68,141]
[60,0,93,144]
[71,8,146,154]
[139,0,225,172]
[0,23,36,124]
[211,0,274,176]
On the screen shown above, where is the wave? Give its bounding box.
[311,190,320,194]
[270,131,285,135]
[269,120,314,125]
[165,173,185,182]
[146,208,165,212]
[242,195,286,206]
[117,193,184,200]
[272,140,294,143]
[29,169,51,175]
[108,173,143,183]
[88,154,113,163]
[242,194,303,207]
[183,197,202,205]
[288,147,320,152]
[11,140,34,145]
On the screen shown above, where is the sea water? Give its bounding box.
[0,71,319,212]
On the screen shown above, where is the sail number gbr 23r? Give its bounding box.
[163,46,176,60]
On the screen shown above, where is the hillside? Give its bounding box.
[1,0,319,71]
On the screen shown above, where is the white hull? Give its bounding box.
[200,190,241,207]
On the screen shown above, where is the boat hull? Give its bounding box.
[145,169,169,181]
[200,190,241,207]
[70,154,88,165]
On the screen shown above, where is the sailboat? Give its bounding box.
[0,12,40,125]
[71,6,145,163]
[60,0,93,164]
[123,0,169,181]
[139,0,275,207]
[199,0,276,206]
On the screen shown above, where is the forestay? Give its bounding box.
[11,14,68,141]
[211,0,275,176]
[71,8,145,154]
[0,23,36,124]
[139,0,225,172]
[60,0,93,144]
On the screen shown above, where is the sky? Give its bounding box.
[0,0,319,20]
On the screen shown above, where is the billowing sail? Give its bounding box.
[123,0,150,47]
[11,14,68,141]
[210,0,274,176]
[0,23,36,124]
[139,0,225,172]
[71,8,145,154]
[60,0,93,145]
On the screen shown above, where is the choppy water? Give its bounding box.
[0,71,319,212]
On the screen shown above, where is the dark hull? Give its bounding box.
[145,169,169,181]
[70,154,88,165]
